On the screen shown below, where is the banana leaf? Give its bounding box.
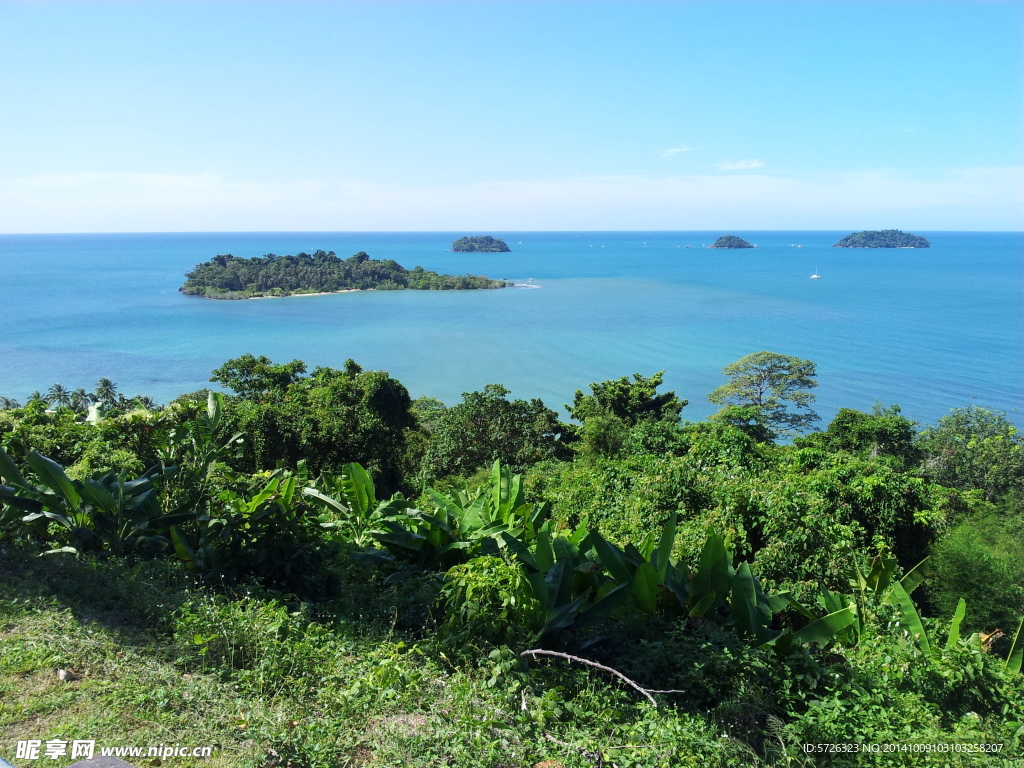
[631,561,661,615]
[946,598,967,650]
[25,451,80,509]
[1006,617,1023,675]
[792,607,857,646]
[591,532,634,585]
[891,581,931,656]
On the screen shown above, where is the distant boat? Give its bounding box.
[810,267,821,279]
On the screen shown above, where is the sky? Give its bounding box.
[1,0,1021,232]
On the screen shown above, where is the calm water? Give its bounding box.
[0,231,1021,427]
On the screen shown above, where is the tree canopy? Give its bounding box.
[419,384,569,480]
[181,250,510,299]
[709,235,754,249]
[832,230,931,248]
[450,236,511,253]
[567,371,686,426]
[707,351,819,436]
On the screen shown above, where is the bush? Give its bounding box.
[927,512,1024,647]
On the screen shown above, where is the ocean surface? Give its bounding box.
[0,231,1021,428]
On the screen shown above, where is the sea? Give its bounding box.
[0,231,1021,428]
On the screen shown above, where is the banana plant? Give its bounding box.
[172,468,305,574]
[0,444,188,555]
[355,461,550,570]
[303,462,412,547]
[156,391,244,517]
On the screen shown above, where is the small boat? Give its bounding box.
[810,267,821,279]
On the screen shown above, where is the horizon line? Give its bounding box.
[3,228,1023,236]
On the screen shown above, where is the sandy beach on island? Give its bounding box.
[247,288,365,300]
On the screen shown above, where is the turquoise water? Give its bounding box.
[0,231,1021,427]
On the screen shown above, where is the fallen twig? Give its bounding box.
[520,649,684,706]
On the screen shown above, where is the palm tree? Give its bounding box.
[46,383,72,410]
[94,377,118,405]
[70,388,92,413]
[0,396,21,410]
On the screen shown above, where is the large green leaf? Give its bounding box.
[540,593,588,637]
[25,452,81,509]
[532,526,554,573]
[898,556,932,597]
[0,486,43,513]
[792,607,857,646]
[303,487,349,516]
[891,581,931,656]
[341,463,375,517]
[576,582,632,628]
[591,532,633,585]
[651,513,676,580]
[690,531,731,611]
[730,562,774,642]
[946,598,967,650]
[632,561,661,615]
[1006,616,1023,675]
[0,445,27,487]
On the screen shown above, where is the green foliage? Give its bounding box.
[708,351,819,436]
[209,354,307,399]
[917,405,1024,502]
[798,405,919,467]
[0,443,186,556]
[304,462,413,547]
[833,229,931,248]
[439,555,541,648]
[221,360,415,494]
[927,512,1024,646]
[709,235,754,248]
[181,249,509,298]
[420,384,569,481]
[567,370,687,427]
[450,235,511,252]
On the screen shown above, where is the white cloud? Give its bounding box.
[718,159,766,171]
[1,167,1021,232]
[661,144,701,157]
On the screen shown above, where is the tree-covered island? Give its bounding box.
[709,235,755,248]
[833,229,931,248]
[180,250,511,299]
[450,235,511,252]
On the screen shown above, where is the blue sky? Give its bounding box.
[1,0,1021,232]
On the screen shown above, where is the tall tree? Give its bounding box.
[421,384,569,480]
[209,354,308,399]
[708,351,819,437]
[567,371,686,426]
[94,377,119,405]
[917,406,1023,501]
[46,383,72,410]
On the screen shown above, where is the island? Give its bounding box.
[709,235,754,249]
[180,250,511,299]
[450,236,511,252]
[832,230,931,248]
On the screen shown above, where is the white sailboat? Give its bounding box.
[810,267,821,279]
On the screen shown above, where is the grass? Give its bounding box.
[2,542,1021,767]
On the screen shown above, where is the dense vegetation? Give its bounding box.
[709,235,754,249]
[180,250,510,299]
[450,236,511,252]
[2,355,1022,767]
[833,230,931,248]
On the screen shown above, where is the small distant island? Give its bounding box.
[451,236,511,252]
[180,250,511,299]
[832,230,931,248]
[709,235,754,249]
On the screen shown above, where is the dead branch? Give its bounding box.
[520,649,684,706]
